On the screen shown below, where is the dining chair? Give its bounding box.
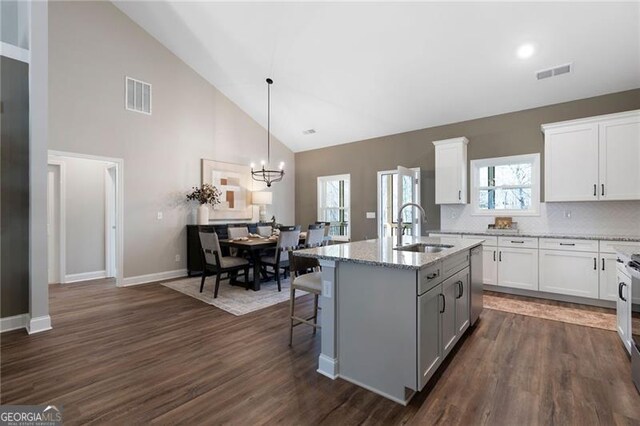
[315,221,331,245]
[305,224,325,248]
[227,225,250,257]
[257,225,273,237]
[198,231,250,298]
[260,225,301,291]
[288,253,322,346]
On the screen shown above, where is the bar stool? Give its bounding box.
[288,253,322,346]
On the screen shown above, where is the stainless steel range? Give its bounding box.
[628,255,640,393]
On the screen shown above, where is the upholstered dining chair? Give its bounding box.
[257,225,272,238]
[227,225,249,257]
[199,231,250,298]
[288,253,322,346]
[315,221,331,245]
[305,224,325,248]
[260,225,301,291]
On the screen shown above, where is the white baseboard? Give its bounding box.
[317,354,338,379]
[122,269,188,287]
[0,313,29,333]
[65,270,107,283]
[27,315,52,334]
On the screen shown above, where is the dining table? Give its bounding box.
[219,233,306,291]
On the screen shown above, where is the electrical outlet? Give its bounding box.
[157,212,163,220]
[323,280,332,298]
[366,212,376,219]
[175,254,181,262]
[564,210,572,219]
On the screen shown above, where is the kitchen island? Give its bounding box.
[295,236,484,405]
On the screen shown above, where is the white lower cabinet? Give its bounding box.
[600,253,621,301]
[539,250,599,298]
[482,246,498,285]
[616,267,632,354]
[497,247,539,290]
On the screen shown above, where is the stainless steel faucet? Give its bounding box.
[397,202,427,247]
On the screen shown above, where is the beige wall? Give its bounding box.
[295,89,640,242]
[49,1,295,279]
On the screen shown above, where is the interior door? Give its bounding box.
[105,165,117,278]
[47,165,60,284]
[396,166,420,238]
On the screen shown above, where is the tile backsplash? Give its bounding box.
[441,201,640,236]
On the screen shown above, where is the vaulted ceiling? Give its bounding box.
[114,1,640,152]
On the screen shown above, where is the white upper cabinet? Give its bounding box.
[433,137,468,204]
[599,115,640,200]
[543,110,640,202]
[544,123,599,201]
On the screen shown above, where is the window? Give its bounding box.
[317,174,350,241]
[471,153,540,216]
[125,76,152,115]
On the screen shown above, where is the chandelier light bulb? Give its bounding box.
[250,162,255,169]
[279,162,285,170]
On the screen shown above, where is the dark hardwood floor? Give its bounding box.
[2,280,639,425]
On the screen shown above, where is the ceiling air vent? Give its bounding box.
[302,129,316,135]
[536,63,572,80]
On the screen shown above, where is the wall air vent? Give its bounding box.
[303,129,316,135]
[125,76,152,114]
[536,63,572,80]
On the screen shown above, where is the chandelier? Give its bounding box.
[251,78,284,187]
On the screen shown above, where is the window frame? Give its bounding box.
[470,153,540,216]
[317,174,351,241]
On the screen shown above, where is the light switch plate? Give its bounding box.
[366,212,376,219]
[157,212,163,220]
[322,280,332,298]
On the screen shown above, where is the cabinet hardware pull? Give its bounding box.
[439,293,446,313]
[602,258,605,271]
[456,280,464,299]
[511,240,525,244]
[602,184,605,197]
[617,258,624,264]
[426,271,439,280]
[493,250,496,262]
[499,251,502,262]
[458,190,461,201]
[619,282,627,302]
[593,184,597,196]
[593,258,597,270]
[559,243,575,246]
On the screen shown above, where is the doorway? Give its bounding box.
[377,167,421,239]
[47,151,124,286]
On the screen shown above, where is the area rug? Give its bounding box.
[483,294,616,331]
[162,275,306,316]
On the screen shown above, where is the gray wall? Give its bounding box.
[1,57,30,318]
[48,1,295,279]
[295,89,640,242]
[63,158,107,276]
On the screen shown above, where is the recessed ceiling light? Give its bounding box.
[517,43,535,59]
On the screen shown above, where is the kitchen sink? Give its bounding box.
[394,243,454,253]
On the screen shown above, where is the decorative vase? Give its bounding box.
[197,204,210,225]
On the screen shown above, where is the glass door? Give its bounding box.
[377,167,421,238]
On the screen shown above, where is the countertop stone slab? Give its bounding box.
[295,236,483,270]
[426,229,640,242]
[614,246,640,262]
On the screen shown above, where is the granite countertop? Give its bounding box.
[294,236,484,270]
[427,229,640,242]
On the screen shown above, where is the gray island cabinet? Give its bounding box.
[295,237,484,405]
